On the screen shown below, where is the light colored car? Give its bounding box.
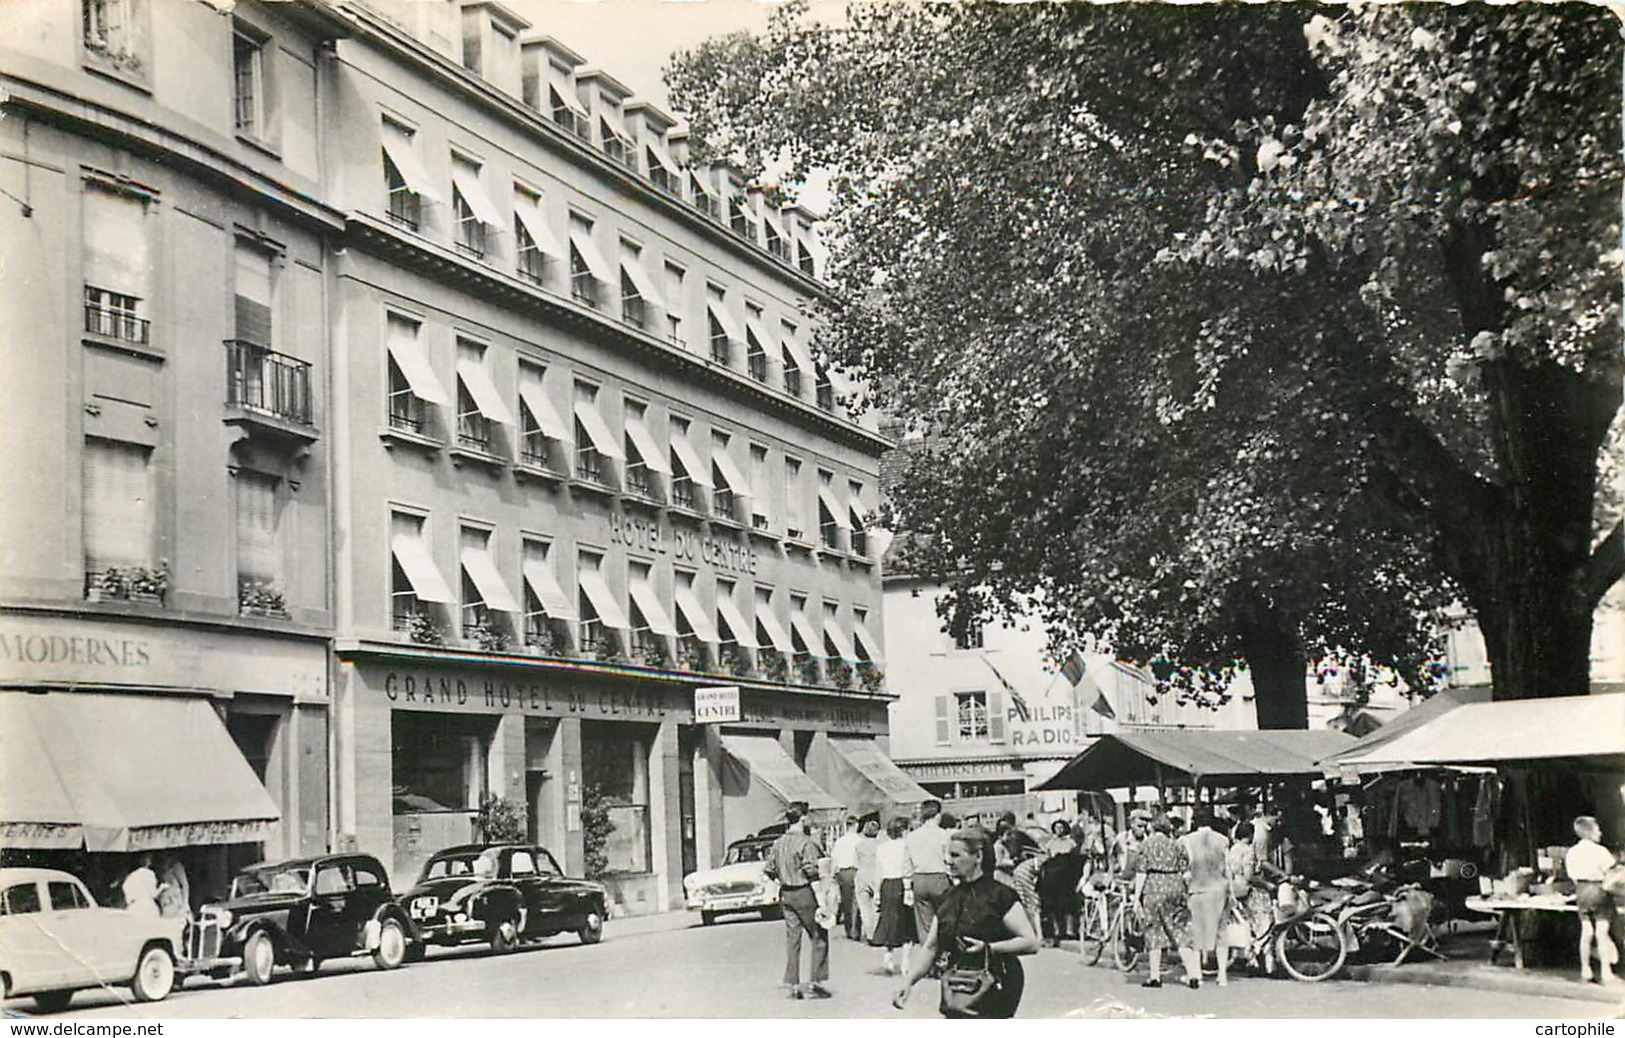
[0,867,185,1012]
[683,836,782,925]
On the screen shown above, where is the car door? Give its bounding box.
[306,862,352,957]
[347,860,392,948]
[43,878,126,983]
[504,848,544,935]
[531,847,572,925]
[0,880,62,991]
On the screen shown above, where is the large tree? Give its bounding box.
[668,2,1622,720]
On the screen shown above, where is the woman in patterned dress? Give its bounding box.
[1133,813,1201,988]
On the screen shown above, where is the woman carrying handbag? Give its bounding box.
[893,827,1040,1018]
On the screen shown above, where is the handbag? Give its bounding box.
[938,944,1000,1016]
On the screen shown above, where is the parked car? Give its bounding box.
[400,844,608,954]
[199,853,413,985]
[0,867,186,1011]
[683,834,782,925]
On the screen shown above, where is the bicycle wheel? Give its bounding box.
[1077,900,1107,967]
[1112,905,1144,973]
[1275,911,1348,982]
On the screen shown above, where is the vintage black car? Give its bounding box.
[200,853,414,984]
[401,844,608,954]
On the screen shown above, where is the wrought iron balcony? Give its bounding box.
[225,340,315,436]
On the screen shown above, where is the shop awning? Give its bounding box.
[624,413,671,474]
[513,199,565,259]
[825,737,931,817]
[1318,687,1492,776]
[669,431,712,488]
[1331,693,1625,771]
[572,398,624,459]
[1036,729,1358,791]
[577,568,630,629]
[822,617,857,661]
[522,558,575,619]
[853,617,885,666]
[457,358,515,425]
[711,449,753,497]
[0,692,281,851]
[755,602,793,654]
[387,334,452,407]
[674,582,719,643]
[568,225,616,284]
[789,612,821,655]
[391,533,456,603]
[629,579,678,637]
[719,733,842,816]
[716,594,757,649]
[450,165,503,228]
[817,485,851,529]
[706,297,746,345]
[518,380,570,439]
[381,134,442,204]
[621,253,668,311]
[460,546,519,613]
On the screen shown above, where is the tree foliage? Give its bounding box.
[668,2,1623,719]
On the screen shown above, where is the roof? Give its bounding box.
[1036,729,1358,790]
[1329,692,1625,771]
[1330,687,1493,761]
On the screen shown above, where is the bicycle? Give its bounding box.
[1223,879,1349,982]
[1076,875,1144,971]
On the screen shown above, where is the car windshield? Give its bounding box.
[421,854,485,881]
[725,841,770,866]
[232,864,313,898]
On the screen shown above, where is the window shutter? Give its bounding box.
[83,185,148,297]
[934,694,952,746]
[235,470,280,584]
[83,438,151,573]
[987,691,1007,743]
[234,243,273,346]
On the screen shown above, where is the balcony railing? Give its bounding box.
[671,476,702,513]
[712,487,736,521]
[747,351,768,382]
[710,336,731,366]
[575,448,610,487]
[626,463,660,501]
[84,287,149,344]
[457,412,491,452]
[517,250,550,287]
[520,435,554,470]
[226,340,313,426]
[784,368,803,397]
[571,271,600,309]
[631,628,669,667]
[622,294,647,331]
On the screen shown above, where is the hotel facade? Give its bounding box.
[0,0,913,917]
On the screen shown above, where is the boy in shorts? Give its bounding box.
[1564,816,1619,985]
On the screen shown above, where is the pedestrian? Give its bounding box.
[831,814,863,940]
[854,813,883,943]
[892,825,1040,1018]
[157,853,189,919]
[120,854,162,918]
[1113,809,1151,877]
[1180,807,1231,986]
[1226,820,1275,971]
[1039,819,1083,944]
[762,804,832,999]
[1134,812,1200,988]
[1566,815,1619,986]
[874,815,917,974]
[939,811,959,831]
[905,799,954,946]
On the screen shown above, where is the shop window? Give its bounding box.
[581,722,652,875]
[391,711,495,813]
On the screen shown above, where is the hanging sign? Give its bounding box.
[694,685,742,723]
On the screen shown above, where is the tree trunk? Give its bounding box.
[1237,609,1309,729]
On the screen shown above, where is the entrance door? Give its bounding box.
[677,727,698,876]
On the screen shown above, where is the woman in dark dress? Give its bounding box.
[893,827,1039,1018]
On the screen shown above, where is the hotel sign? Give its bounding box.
[694,685,742,723]
[607,512,759,575]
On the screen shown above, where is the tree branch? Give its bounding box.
[1583,516,1625,607]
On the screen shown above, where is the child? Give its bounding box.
[1564,816,1619,985]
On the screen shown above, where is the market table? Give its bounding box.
[1463,894,1577,970]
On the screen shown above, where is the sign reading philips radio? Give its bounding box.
[694,685,742,723]
[607,512,760,575]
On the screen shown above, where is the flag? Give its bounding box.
[977,654,1031,722]
[1061,650,1087,688]
[1066,651,1117,719]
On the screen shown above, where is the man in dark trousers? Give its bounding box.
[763,803,831,999]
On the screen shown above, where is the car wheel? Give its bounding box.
[489,918,518,955]
[242,930,276,986]
[373,918,408,970]
[32,990,73,1013]
[577,908,604,945]
[131,944,176,1003]
[700,910,717,927]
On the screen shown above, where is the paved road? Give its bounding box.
[12,912,1614,1019]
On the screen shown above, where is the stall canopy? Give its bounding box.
[0,692,281,851]
[1329,692,1625,772]
[718,733,841,845]
[825,738,931,818]
[1318,687,1492,776]
[1037,729,1357,791]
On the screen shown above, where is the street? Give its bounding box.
[17,912,1610,1019]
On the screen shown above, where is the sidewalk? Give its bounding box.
[1344,956,1625,1007]
[608,906,704,938]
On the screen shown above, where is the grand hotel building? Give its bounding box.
[0,0,917,916]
